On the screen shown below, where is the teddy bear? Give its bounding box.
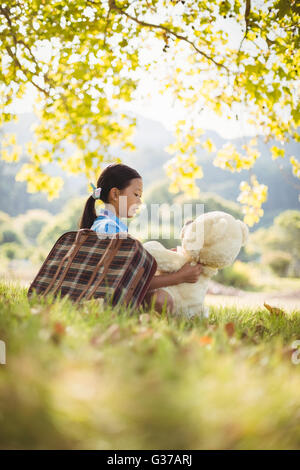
[143,211,249,318]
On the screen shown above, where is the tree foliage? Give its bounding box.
[249,210,300,276]
[16,208,52,243]
[37,197,85,247]
[0,0,299,226]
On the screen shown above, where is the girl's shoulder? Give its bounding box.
[91,208,128,235]
[91,215,119,234]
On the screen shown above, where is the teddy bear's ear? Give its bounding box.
[207,217,228,244]
[180,219,194,240]
[238,220,249,246]
[182,219,205,250]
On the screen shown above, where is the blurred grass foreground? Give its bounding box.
[0,280,300,450]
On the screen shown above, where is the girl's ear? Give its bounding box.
[110,187,119,201]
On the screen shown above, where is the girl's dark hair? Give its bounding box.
[79,163,141,229]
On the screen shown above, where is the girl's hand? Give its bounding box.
[175,261,203,284]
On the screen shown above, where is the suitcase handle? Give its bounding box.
[43,230,92,297]
[74,229,93,244]
[76,236,122,303]
[65,229,93,259]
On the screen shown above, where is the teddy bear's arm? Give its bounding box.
[143,241,185,272]
[153,250,185,273]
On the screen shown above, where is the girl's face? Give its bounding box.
[114,178,143,218]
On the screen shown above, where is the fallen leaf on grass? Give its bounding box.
[224,322,235,337]
[51,322,66,344]
[197,335,213,346]
[264,302,285,316]
[53,322,66,335]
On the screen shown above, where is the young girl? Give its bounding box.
[79,163,203,315]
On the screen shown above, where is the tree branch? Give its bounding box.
[0,5,80,123]
[237,0,251,59]
[88,0,229,72]
[245,0,251,31]
[4,45,51,97]
[0,5,52,97]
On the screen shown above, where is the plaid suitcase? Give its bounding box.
[27,229,157,312]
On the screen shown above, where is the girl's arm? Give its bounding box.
[147,261,203,290]
[147,271,182,291]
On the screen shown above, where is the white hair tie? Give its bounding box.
[90,182,102,199]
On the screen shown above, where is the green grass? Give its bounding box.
[0,281,300,450]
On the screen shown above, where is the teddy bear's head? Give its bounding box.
[180,211,249,268]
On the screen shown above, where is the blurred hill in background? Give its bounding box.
[1,112,299,228]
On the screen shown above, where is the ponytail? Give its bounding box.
[79,195,97,229]
[79,163,141,229]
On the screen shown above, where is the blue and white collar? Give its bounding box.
[97,207,128,232]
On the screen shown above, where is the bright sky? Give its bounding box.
[124,77,257,139]
[12,74,257,140]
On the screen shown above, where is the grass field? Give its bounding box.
[0,280,300,450]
